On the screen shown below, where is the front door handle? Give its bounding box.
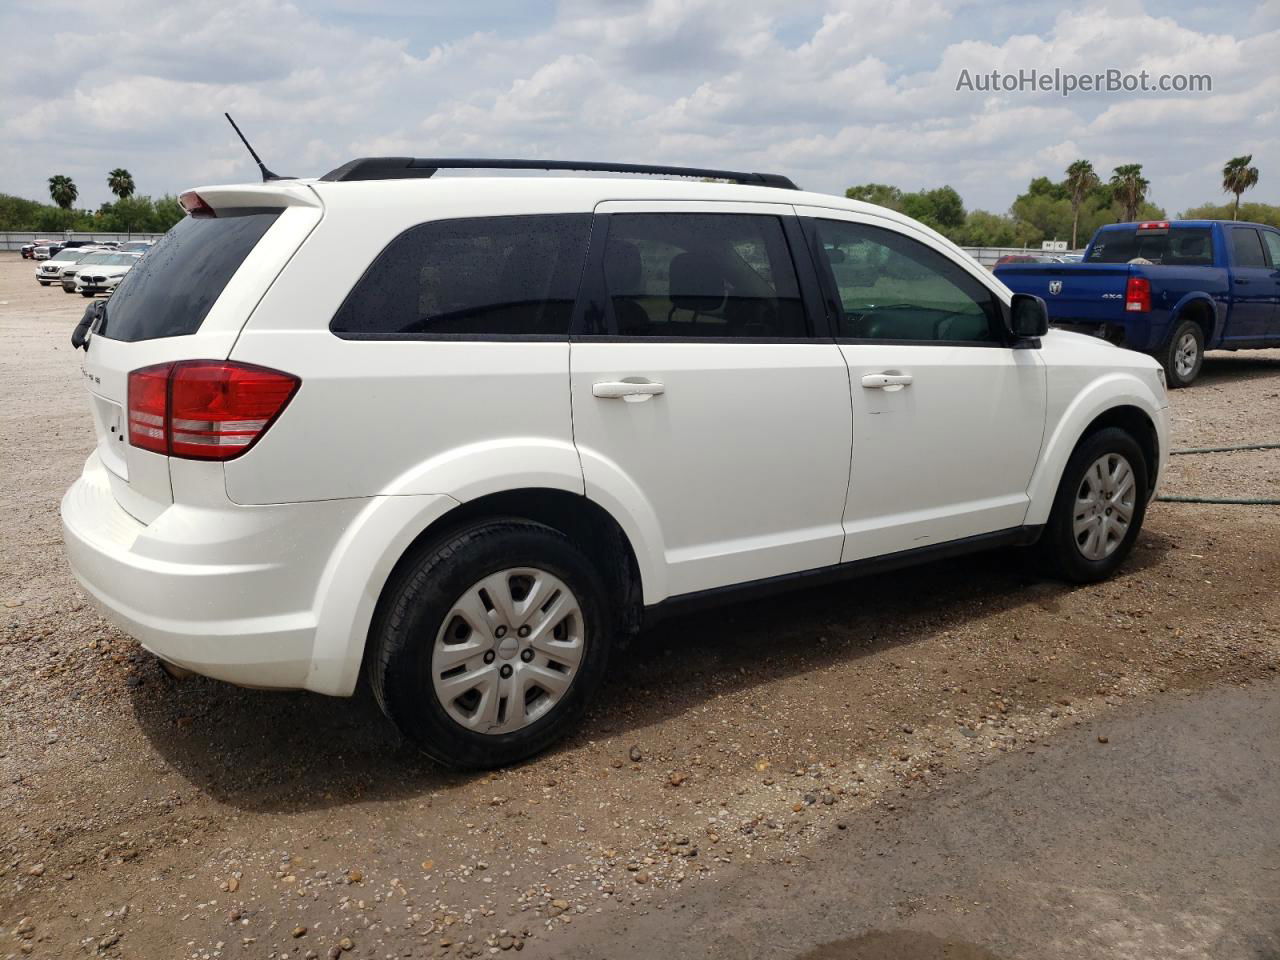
[592,379,666,402]
[861,373,913,389]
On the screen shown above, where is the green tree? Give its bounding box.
[1221,155,1259,220]
[844,183,904,210]
[1064,160,1101,249]
[48,174,78,209]
[901,186,966,231]
[1180,200,1280,228]
[1109,164,1150,222]
[107,168,135,200]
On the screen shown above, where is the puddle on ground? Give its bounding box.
[795,929,1006,960]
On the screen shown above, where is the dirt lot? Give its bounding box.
[2,251,1279,960]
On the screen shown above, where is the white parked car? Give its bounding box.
[36,247,105,286]
[116,240,154,255]
[73,251,140,297]
[61,160,1169,768]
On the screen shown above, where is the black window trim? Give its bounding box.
[569,210,830,343]
[328,212,593,342]
[800,215,1016,348]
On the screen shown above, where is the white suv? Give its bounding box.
[61,159,1169,768]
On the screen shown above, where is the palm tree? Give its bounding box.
[1221,155,1259,220]
[48,174,78,210]
[107,168,135,200]
[1109,164,1149,222]
[1064,159,1100,249]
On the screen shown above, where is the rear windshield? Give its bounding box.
[100,210,280,342]
[1085,227,1215,266]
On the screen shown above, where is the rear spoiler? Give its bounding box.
[177,182,321,218]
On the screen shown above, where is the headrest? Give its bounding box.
[605,240,643,293]
[1178,236,1205,256]
[669,251,727,313]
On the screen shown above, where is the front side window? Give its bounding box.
[813,219,1000,342]
[600,213,807,338]
[1231,228,1267,268]
[331,214,591,337]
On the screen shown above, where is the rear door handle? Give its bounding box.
[861,373,913,389]
[592,379,665,402]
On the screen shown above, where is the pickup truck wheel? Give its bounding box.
[1158,319,1204,388]
[1036,427,1149,584]
[369,519,612,769]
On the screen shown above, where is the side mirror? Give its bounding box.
[1009,293,1049,340]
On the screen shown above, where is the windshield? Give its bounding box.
[78,253,113,265]
[1086,227,1215,266]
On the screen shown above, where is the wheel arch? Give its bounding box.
[1025,378,1165,526]
[348,488,647,693]
[1170,293,1218,346]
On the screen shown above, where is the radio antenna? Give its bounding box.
[224,113,292,181]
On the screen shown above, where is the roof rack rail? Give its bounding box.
[318,157,799,190]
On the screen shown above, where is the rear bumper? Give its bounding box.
[60,452,371,692]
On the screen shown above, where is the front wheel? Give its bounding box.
[369,519,612,769]
[1156,319,1204,388]
[1035,427,1149,583]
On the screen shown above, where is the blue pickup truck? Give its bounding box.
[996,220,1280,386]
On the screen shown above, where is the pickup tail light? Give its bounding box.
[128,361,299,460]
[1125,276,1151,313]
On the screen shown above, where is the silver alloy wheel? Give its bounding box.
[431,567,585,735]
[1174,331,1199,379]
[1073,453,1137,561]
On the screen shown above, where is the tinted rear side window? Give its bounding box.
[1085,227,1214,265]
[1230,228,1267,267]
[102,211,280,342]
[600,213,807,338]
[331,214,591,338]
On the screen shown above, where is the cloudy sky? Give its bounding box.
[3,0,1277,214]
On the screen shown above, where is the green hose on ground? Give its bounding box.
[1171,442,1280,456]
[1160,441,1280,505]
[1157,495,1280,504]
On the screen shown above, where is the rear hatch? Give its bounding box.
[994,262,1132,324]
[79,183,322,522]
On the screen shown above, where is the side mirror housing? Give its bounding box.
[1008,293,1049,341]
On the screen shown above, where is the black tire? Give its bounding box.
[80,291,93,298]
[369,519,612,769]
[1035,427,1150,583]
[38,280,51,286]
[1155,318,1204,388]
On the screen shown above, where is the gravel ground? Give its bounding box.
[2,251,1279,960]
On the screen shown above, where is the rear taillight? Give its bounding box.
[1125,276,1151,313]
[127,361,299,460]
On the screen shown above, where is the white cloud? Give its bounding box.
[0,0,1275,215]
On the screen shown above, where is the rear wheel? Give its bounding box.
[1035,427,1149,583]
[369,519,612,769]
[1156,318,1204,388]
